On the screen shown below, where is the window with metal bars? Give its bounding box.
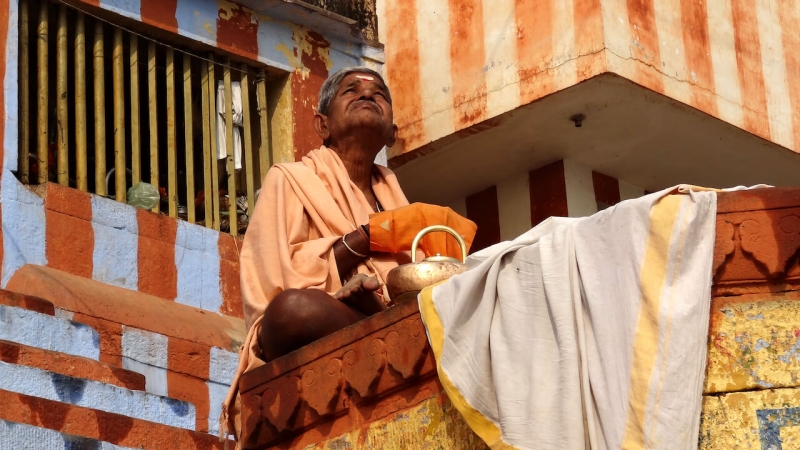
[18,0,279,236]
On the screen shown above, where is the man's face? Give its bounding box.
[317,72,397,147]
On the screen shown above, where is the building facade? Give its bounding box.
[0,0,798,447]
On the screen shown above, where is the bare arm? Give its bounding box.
[333,226,371,279]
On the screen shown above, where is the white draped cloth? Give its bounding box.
[217,80,243,170]
[419,187,718,450]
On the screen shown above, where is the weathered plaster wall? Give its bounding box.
[0,0,385,319]
[2,0,383,169]
[378,0,800,162]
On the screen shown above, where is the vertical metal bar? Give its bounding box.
[208,58,220,231]
[148,41,158,212]
[19,0,30,184]
[200,60,213,228]
[93,21,106,196]
[130,35,140,185]
[56,5,69,186]
[166,48,177,218]
[256,70,271,188]
[240,64,255,217]
[37,3,49,184]
[223,61,237,236]
[183,54,195,223]
[113,28,125,202]
[75,13,88,191]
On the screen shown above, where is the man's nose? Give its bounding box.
[358,87,377,101]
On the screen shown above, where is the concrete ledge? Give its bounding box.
[0,340,145,391]
[0,389,223,449]
[0,419,137,450]
[0,289,55,315]
[0,361,196,430]
[239,299,437,448]
[7,264,245,352]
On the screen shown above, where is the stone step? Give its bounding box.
[0,360,196,430]
[0,289,55,316]
[0,389,223,449]
[6,265,245,351]
[0,339,145,391]
[0,304,100,360]
[0,419,139,449]
[0,269,241,434]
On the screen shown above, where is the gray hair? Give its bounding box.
[317,66,392,116]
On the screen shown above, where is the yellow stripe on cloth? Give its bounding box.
[418,283,519,450]
[621,194,685,448]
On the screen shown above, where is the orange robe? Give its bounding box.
[221,146,411,439]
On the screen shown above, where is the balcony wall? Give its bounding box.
[378,0,800,165]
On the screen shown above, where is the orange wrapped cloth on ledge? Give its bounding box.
[368,203,478,260]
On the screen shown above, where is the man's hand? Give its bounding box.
[334,273,387,316]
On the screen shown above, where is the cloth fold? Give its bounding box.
[217,80,243,169]
[220,147,412,442]
[419,186,718,450]
[368,203,477,260]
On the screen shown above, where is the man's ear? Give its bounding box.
[313,113,330,141]
[386,123,398,148]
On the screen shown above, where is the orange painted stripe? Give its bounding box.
[730,0,771,140]
[529,160,568,227]
[592,171,621,207]
[167,338,210,432]
[291,32,329,159]
[0,389,224,448]
[44,186,94,279]
[72,312,123,367]
[0,340,146,391]
[516,0,556,104]
[465,186,501,253]
[0,290,55,316]
[219,234,243,318]
[384,0,426,155]
[216,2,258,60]
[140,0,178,34]
[680,0,718,116]
[136,209,178,300]
[574,0,605,81]
[777,2,800,151]
[626,0,664,93]
[449,0,488,128]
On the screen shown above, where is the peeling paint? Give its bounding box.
[706,296,800,394]
[700,389,800,449]
[305,395,487,450]
[275,42,301,69]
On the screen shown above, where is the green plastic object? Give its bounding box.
[127,182,160,210]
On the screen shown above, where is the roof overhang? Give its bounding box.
[391,73,800,205]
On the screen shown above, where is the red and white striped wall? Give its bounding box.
[0,178,243,319]
[378,0,800,160]
[448,159,646,252]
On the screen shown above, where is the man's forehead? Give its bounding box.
[342,72,386,88]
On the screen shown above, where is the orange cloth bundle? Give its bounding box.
[368,203,478,260]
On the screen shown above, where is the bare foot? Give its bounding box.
[334,274,386,315]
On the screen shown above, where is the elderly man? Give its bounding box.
[221,67,474,439]
[222,67,411,418]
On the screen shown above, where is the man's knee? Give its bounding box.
[259,289,363,360]
[263,289,330,328]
